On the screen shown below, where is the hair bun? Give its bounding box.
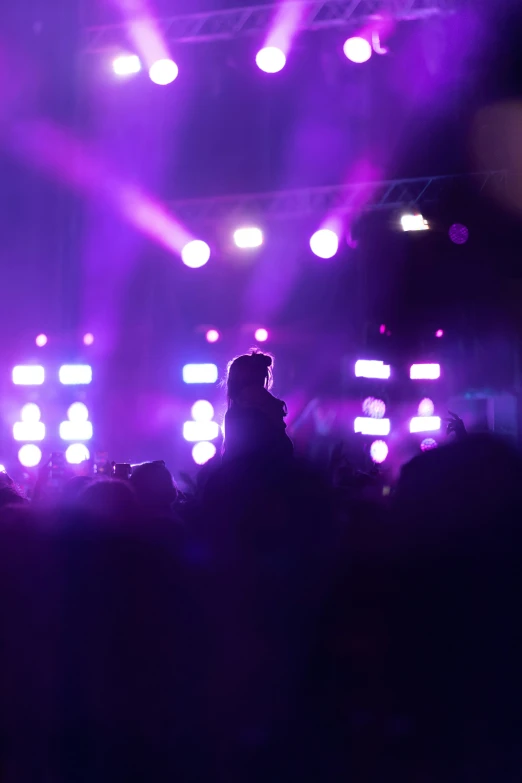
[251,351,272,368]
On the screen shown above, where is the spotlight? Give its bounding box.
[449,223,469,245]
[363,397,386,419]
[181,240,210,269]
[83,333,94,346]
[420,437,438,451]
[379,324,386,334]
[35,334,48,347]
[12,366,45,385]
[401,214,429,232]
[310,229,339,259]
[370,440,388,464]
[113,54,141,76]
[149,58,178,85]
[65,443,90,465]
[355,360,391,380]
[354,417,391,436]
[409,416,441,434]
[435,329,444,338]
[67,402,89,422]
[205,329,220,344]
[254,327,269,343]
[18,444,42,468]
[60,421,93,441]
[192,441,217,465]
[256,46,286,73]
[21,403,41,423]
[343,37,372,64]
[183,421,220,442]
[191,400,215,422]
[0,465,5,473]
[418,398,435,417]
[233,227,263,249]
[182,364,218,384]
[13,422,45,441]
[410,363,440,380]
[59,365,92,385]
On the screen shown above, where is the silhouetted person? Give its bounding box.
[130,460,178,517]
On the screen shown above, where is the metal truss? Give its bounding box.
[84,0,462,53]
[168,171,506,224]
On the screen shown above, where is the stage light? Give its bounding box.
[355,360,391,379]
[183,363,218,384]
[21,403,41,423]
[67,402,89,422]
[418,398,435,417]
[192,441,217,465]
[59,365,92,385]
[410,363,440,380]
[0,465,5,473]
[181,240,210,269]
[83,333,94,346]
[435,329,444,338]
[35,334,48,347]
[149,58,178,85]
[18,444,42,468]
[13,422,45,441]
[343,37,372,64]
[410,416,441,434]
[65,443,90,465]
[449,223,469,245]
[256,46,286,73]
[183,421,220,442]
[354,417,391,436]
[191,400,215,422]
[254,327,269,343]
[421,437,438,451]
[113,54,141,76]
[233,227,263,249]
[12,365,45,385]
[310,229,339,259]
[370,440,388,464]
[401,214,429,232]
[363,397,386,419]
[60,421,93,441]
[379,324,386,334]
[205,329,220,343]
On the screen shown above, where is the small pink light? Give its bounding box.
[255,328,269,343]
[435,329,444,338]
[206,329,220,343]
[343,37,372,64]
[35,334,48,347]
[83,333,94,346]
[379,324,386,334]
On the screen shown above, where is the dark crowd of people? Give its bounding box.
[1,351,522,782]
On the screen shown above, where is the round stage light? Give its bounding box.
[21,403,41,423]
[181,240,210,269]
[83,333,94,346]
[18,444,42,468]
[256,46,286,73]
[66,443,90,465]
[113,54,141,76]
[343,37,372,64]
[192,441,216,465]
[449,223,469,245]
[418,398,435,417]
[191,400,215,422]
[149,58,178,85]
[35,334,48,347]
[233,227,263,249]
[0,464,5,473]
[435,329,444,338]
[205,328,220,343]
[363,397,386,419]
[370,440,388,464]
[420,437,438,452]
[68,402,89,423]
[254,327,269,343]
[310,229,339,259]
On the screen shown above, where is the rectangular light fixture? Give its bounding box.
[355,360,391,380]
[59,421,93,441]
[183,421,220,442]
[59,365,92,385]
[410,416,441,433]
[182,364,218,384]
[13,422,46,441]
[410,363,440,380]
[12,366,45,385]
[354,417,391,436]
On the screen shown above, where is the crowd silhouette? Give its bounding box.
[1,351,521,782]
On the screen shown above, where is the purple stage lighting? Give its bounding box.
[21,403,41,423]
[0,465,5,473]
[370,440,388,464]
[183,364,218,384]
[59,365,92,385]
[149,58,178,85]
[354,417,391,436]
[113,54,141,76]
[310,229,339,259]
[181,240,210,269]
[410,416,441,434]
[401,214,429,232]
[363,397,386,419]
[18,444,42,468]
[449,223,469,245]
[35,334,48,347]
[65,443,90,465]
[183,421,220,442]
[256,46,286,73]
[12,365,45,386]
[13,421,45,441]
[191,400,214,422]
[343,37,372,64]
[60,421,93,441]
[410,363,440,380]
[192,441,217,465]
[68,402,89,422]
[379,324,386,334]
[355,360,390,380]
[420,437,438,452]
[254,327,269,343]
[418,398,435,417]
[435,329,444,338]
[83,333,94,346]
[205,329,220,344]
[234,227,263,249]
